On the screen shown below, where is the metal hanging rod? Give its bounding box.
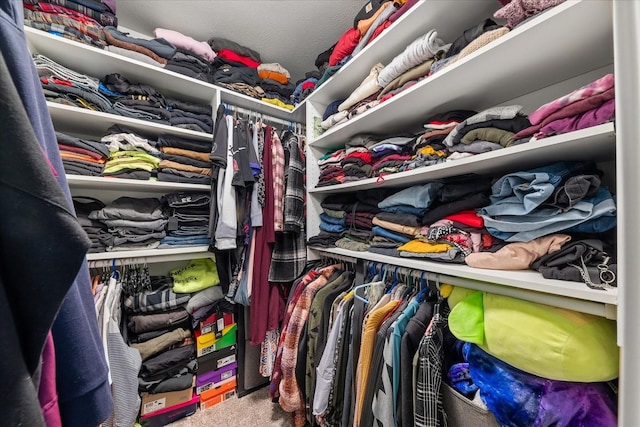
[225,103,304,131]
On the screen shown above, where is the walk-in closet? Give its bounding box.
[2,0,638,426]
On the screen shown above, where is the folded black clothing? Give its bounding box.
[56,131,110,158]
[171,48,211,68]
[103,170,153,181]
[165,63,211,83]
[169,109,213,127]
[102,72,167,104]
[157,134,213,153]
[167,98,212,116]
[211,64,259,86]
[374,211,421,227]
[63,163,102,177]
[260,80,295,97]
[139,345,195,381]
[421,193,491,226]
[157,170,212,185]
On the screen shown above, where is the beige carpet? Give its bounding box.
[170,386,291,427]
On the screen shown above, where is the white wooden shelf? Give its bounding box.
[310,123,616,193]
[217,84,304,123]
[86,245,213,265]
[25,26,218,104]
[47,102,213,141]
[310,247,617,319]
[309,0,613,150]
[26,26,305,123]
[305,0,498,108]
[66,175,210,192]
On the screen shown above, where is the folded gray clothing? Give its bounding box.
[112,231,166,246]
[103,170,152,180]
[131,327,191,361]
[157,134,212,153]
[207,37,262,62]
[171,48,211,68]
[448,140,503,154]
[56,131,110,158]
[399,249,463,262]
[115,102,171,120]
[186,285,224,315]
[112,102,168,123]
[169,116,213,133]
[170,229,209,237]
[106,240,161,251]
[346,134,382,149]
[41,81,114,112]
[367,246,402,257]
[33,54,100,90]
[128,309,190,334]
[378,29,447,87]
[90,197,165,221]
[104,26,177,59]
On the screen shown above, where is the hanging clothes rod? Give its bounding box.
[226,104,304,130]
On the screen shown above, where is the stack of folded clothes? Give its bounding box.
[257,63,295,109]
[100,126,161,180]
[100,72,172,125]
[155,28,215,82]
[513,73,616,141]
[208,37,265,99]
[88,196,169,251]
[443,105,532,157]
[316,148,346,187]
[124,276,196,398]
[72,197,110,253]
[34,53,115,112]
[165,97,214,134]
[56,130,109,176]
[23,0,116,49]
[155,134,213,184]
[159,192,211,248]
[103,25,175,67]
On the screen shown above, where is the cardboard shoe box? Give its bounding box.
[139,395,199,427]
[196,361,238,395]
[195,323,237,357]
[140,381,194,416]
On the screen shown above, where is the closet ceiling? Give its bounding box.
[115,0,365,82]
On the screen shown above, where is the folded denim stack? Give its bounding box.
[479,161,617,243]
[56,131,109,176]
[159,192,211,248]
[103,25,174,66]
[88,196,169,251]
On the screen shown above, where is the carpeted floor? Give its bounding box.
[170,386,291,427]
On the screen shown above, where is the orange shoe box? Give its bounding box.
[199,376,237,410]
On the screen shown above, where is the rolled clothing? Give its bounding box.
[377,29,447,87]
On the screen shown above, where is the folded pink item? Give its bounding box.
[494,0,566,29]
[528,73,614,126]
[154,28,216,62]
